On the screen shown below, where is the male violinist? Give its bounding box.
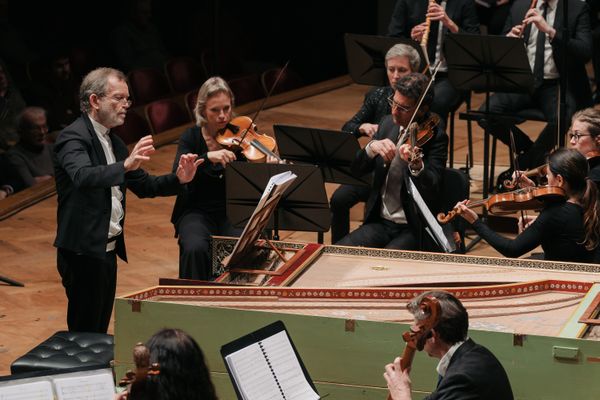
[383,291,514,400]
[337,73,448,250]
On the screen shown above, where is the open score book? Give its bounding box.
[0,367,115,400]
[221,321,319,400]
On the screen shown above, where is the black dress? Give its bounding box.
[171,126,242,280]
[472,201,594,263]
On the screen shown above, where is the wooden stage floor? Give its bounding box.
[0,81,547,375]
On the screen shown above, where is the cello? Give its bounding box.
[387,296,441,400]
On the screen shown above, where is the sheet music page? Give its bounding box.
[225,341,285,400]
[407,178,455,253]
[255,170,297,210]
[52,372,115,400]
[225,331,319,400]
[261,331,319,400]
[224,170,298,269]
[0,381,53,400]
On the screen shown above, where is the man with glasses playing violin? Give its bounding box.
[337,73,448,250]
[53,67,202,333]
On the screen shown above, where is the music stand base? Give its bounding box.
[0,275,24,287]
[465,235,483,252]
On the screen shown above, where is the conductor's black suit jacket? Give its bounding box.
[53,114,181,261]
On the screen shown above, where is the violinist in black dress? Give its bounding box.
[455,148,600,263]
[171,77,241,280]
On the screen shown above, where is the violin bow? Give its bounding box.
[509,130,529,224]
[238,60,290,144]
[396,60,441,147]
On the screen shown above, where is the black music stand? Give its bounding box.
[344,33,427,86]
[444,33,534,199]
[444,33,534,251]
[226,162,330,243]
[274,124,371,187]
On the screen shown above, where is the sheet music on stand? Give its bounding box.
[0,367,115,400]
[221,320,319,400]
[223,171,297,269]
[407,178,456,253]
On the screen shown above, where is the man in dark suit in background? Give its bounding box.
[482,0,592,181]
[337,73,448,250]
[53,67,201,333]
[384,291,514,400]
[388,0,480,125]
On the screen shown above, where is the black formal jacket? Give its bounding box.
[388,0,480,62]
[351,115,448,242]
[426,338,514,400]
[505,0,593,109]
[53,114,181,261]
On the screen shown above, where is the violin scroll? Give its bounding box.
[437,209,460,224]
[118,342,160,396]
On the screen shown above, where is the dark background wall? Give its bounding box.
[3,0,389,85]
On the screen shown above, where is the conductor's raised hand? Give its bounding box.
[124,135,155,171]
[370,138,397,164]
[176,153,204,183]
[207,149,236,168]
[383,357,412,400]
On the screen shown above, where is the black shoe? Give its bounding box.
[495,168,514,193]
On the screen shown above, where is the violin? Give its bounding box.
[217,116,283,163]
[437,185,566,224]
[386,296,441,400]
[503,164,547,190]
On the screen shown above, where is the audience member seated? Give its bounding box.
[23,48,80,136]
[330,43,421,244]
[0,59,26,150]
[120,328,218,400]
[6,106,54,188]
[109,0,170,72]
[0,152,25,199]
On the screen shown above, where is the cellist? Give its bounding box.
[170,77,280,280]
[383,291,514,400]
[454,148,600,263]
